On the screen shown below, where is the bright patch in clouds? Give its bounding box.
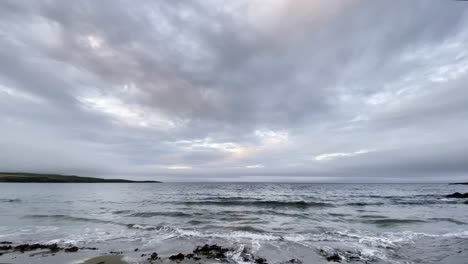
[166,165,192,170]
[255,130,289,145]
[0,85,44,104]
[246,164,264,169]
[80,96,180,130]
[315,149,375,161]
[87,35,103,49]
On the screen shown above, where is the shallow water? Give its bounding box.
[0,183,467,263]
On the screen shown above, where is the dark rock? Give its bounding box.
[14,244,58,252]
[64,246,79,253]
[326,253,342,262]
[148,252,158,261]
[134,248,139,252]
[80,247,98,250]
[0,242,13,245]
[255,257,268,264]
[110,251,123,255]
[186,253,195,259]
[0,245,12,250]
[15,244,34,252]
[464,200,468,204]
[239,247,254,262]
[169,253,185,261]
[446,192,468,198]
[49,244,61,252]
[193,244,229,259]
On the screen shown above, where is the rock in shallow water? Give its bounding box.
[0,245,12,250]
[148,252,158,261]
[446,192,468,198]
[64,246,79,253]
[193,244,229,259]
[14,243,62,253]
[169,253,185,261]
[255,257,268,263]
[326,253,342,262]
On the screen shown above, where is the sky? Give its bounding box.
[1,0,468,182]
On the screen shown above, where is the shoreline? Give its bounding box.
[83,256,128,264]
[0,241,301,264]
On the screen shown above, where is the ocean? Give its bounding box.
[0,183,467,263]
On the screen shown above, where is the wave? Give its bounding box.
[125,224,176,232]
[390,199,459,205]
[347,202,385,206]
[112,210,132,215]
[0,198,21,203]
[23,214,123,226]
[128,212,193,218]
[174,228,468,250]
[199,196,262,201]
[359,215,389,219]
[346,198,459,207]
[186,220,205,225]
[182,200,333,208]
[429,218,467,225]
[350,194,441,199]
[363,218,426,227]
[259,210,311,218]
[230,226,268,233]
[23,214,176,231]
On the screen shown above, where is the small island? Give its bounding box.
[0,172,161,183]
[449,182,468,185]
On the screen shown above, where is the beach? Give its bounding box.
[1,183,467,263]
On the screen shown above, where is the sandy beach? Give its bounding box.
[82,256,128,264]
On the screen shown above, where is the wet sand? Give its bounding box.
[82,255,128,264]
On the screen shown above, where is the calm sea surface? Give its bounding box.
[0,183,467,263]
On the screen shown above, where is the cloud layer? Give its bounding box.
[1,0,468,182]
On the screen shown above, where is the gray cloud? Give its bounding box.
[1,0,468,182]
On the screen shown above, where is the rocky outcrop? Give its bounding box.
[14,243,61,252]
[64,246,79,252]
[1,242,303,263]
[326,254,342,262]
[446,192,468,198]
[255,257,268,263]
[148,252,159,261]
[193,244,229,259]
[169,253,185,261]
[0,245,12,250]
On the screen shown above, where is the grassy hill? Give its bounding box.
[0,172,161,183]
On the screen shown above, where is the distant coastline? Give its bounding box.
[449,182,468,185]
[0,172,161,183]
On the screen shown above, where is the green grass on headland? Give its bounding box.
[0,172,161,183]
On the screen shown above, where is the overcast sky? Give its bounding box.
[1,0,468,182]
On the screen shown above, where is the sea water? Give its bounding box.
[0,183,467,263]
